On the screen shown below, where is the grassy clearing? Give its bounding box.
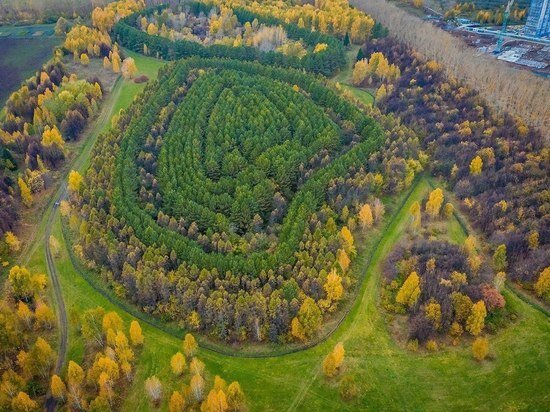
[331,45,375,106]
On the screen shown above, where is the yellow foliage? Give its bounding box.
[337,249,351,273]
[425,339,438,351]
[425,188,444,218]
[409,200,421,230]
[472,337,489,361]
[375,83,387,101]
[313,43,328,53]
[68,170,83,193]
[169,391,185,412]
[290,317,305,341]
[183,333,198,358]
[112,51,121,73]
[171,352,186,376]
[11,391,38,411]
[424,300,442,330]
[16,301,33,328]
[122,57,138,79]
[443,202,454,218]
[466,301,487,336]
[102,311,123,333]
[18,178,33,207]
[340,226,355,255]
[322,351,338,377]
[129,320,144,346]
[534,267,550,301]
[147,23,159,35]
[396,271,421,308]
[51,375,67,401]
[352,59,368,85]
[470,155,483,175]
[323,342,345,378]
[5,231,21,253]
[527,230,539,250]
[202,389,228,412]
[324,269,344,307]
[226,381,245,411]
[358,203,373,229]
[80,53,90,66]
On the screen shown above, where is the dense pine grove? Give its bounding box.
[68,57,411,342]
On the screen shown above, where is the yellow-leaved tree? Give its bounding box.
[358,203,373,229]
[470,155,483,175]
[11,392,38,411]
[68,170,83,193]
[352,59,368,85]
[51,375,67,401]
[202,389,228,412]
[183,333,198,358]
[466,300,487,336]
[324,269,344,310]
[337,249,350,273]
[425,188,444,218]
[323,342,345,377]
[5,231,21,253]
[472,336,489,361]
[340,226,355,256]
[535,267,550,301]
[80,53,90,66]
[396,271,421,308]
[291,297,322,342]
[409,200,421,231]
[170,352,186,376]
[121,57,138,79]
[169,390,185,412]
[129,320,144,346]
[18,178,33,208]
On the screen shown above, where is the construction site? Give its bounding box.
[425,0,550,75]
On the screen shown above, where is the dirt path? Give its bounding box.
[32,78,123,411]
[44,197,67,412]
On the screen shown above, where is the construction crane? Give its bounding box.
[495,0,515,53]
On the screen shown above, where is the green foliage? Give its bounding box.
[114,2,346,77]
[71,57,384,341]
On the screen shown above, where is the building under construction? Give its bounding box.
[525,0,550,37]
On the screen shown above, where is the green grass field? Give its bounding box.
[18,49,550,411]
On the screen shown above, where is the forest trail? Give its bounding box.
[29,78,124,411]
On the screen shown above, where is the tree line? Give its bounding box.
[113,2,347,76]
[352,0,550,133]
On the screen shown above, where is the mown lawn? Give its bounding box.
[20,48,550,411]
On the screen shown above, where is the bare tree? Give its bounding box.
[352,0,550,136]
